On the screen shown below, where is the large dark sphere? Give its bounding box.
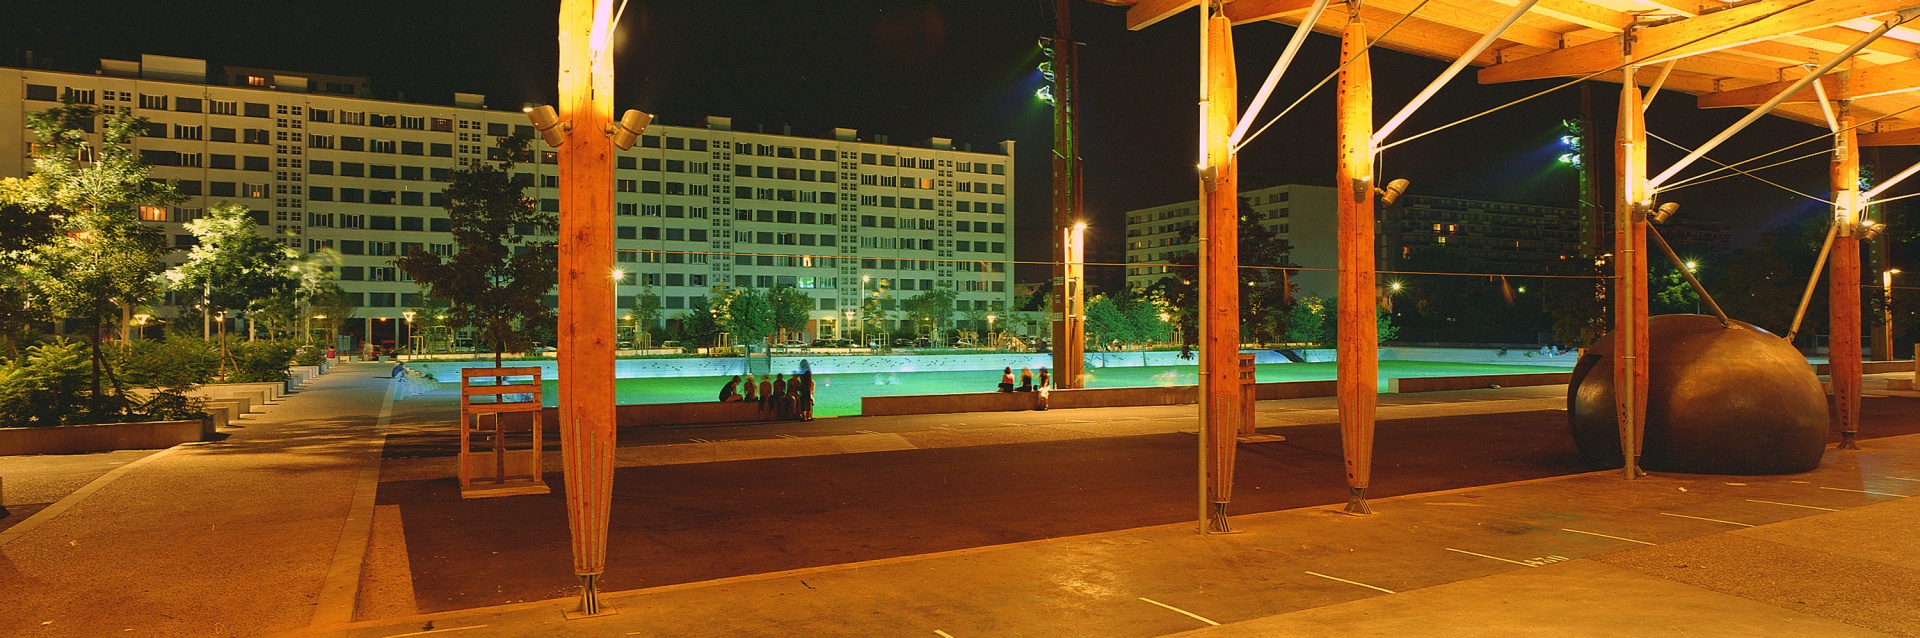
[1569,314,1828,474]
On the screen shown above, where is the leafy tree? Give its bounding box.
[306,283,360,346]
[724,287,775,347]
[680,294,722,346]
[1285,295,1333,346]
[860,280,892,342]
[0,202,60,357]
[1085,290,1172,349]
[393,134,557,366]
[1652,265,1701,315]
[768,284,812,341]
[631,286,663,340]
[1145,199,1299,344]
[901,287,957,337]
[1,104,177,415]
[167,203,299,373]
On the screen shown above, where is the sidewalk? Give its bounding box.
[0,362,409,638]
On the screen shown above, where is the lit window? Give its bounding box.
[138,205,167,222]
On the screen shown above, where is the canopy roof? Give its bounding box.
[1096,0,1920,145]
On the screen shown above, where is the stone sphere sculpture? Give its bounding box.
[1568,314,1828,474]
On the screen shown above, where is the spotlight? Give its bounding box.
[1375,178,1410,206]
[524,104,569,148]
[1649,202,1680,224]
[1038,61,1054,81]
[1858,222,1887,241]
[1035,85,1055,105]
[1560,135,1579,147]
[607,109,652,150]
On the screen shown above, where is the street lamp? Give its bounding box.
[402,310,417,354]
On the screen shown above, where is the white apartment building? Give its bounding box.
[1122,184,1338,299]
[2,55,1016,348]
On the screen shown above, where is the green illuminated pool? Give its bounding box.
[538,361,1567,417]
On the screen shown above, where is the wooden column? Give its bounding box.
[1831,110,1863,450]
[1335,1,1378,515]
[1197,3,1241,533]
[1051,0,1086,389]
[556,0,618,615]
[1612,68,1649,479]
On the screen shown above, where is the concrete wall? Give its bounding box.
[0,420,207,455]
[1387,372,1572,393]
[536,400,770,429]
[861,380,1342,417]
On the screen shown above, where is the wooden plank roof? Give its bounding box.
[1090,0,1920,144]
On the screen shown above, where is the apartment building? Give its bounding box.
[1122,185,1338,298]
[2,54,1016,347]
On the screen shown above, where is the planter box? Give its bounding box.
[0,418,209,455]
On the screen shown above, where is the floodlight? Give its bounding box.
[1375,178,1410,206]
[1035,85,1055,105]
[1859,221,1887,241]
[607,109,653,150]
[524,104,569,148]
[1649,202,1680,224]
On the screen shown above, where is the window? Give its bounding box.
[244,102,270,118]
[617,179,636,193]
[309,109,333,123]
[340,137,365,151]
[430,143,452,157]
[400,141,423,156]
[369,114,397,127]
[209,100,237,115]
[400,115,425,130]
[24,84,56,101]
[370,140,396,153]
[243,156,270,171]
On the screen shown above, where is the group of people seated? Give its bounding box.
[997,366,1051,393]
[719,369,814,421]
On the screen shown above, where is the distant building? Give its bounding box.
[1,54,1016,347]
[1122,186,1728,301]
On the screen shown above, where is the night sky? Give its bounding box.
[6,0,1911,282]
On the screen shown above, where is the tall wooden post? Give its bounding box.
[1051,0,1086,389]
[1335,0,1379,514]
[1831,108,1863,450]
[1197,2,1241,533]
[556,0,618,615]
[1613,68,1650,478]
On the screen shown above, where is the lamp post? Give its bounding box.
[1886,268,1902,361]
[132,313,150,341]
[986,313,996,350]
[402,310,417,355]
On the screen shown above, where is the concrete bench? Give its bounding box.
[535,400,771,430]
[194,386,268,412]
[860,380,1342,417]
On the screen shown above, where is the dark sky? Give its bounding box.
[5,0,1907,282]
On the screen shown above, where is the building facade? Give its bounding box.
[1123,185,1729,301]
[2,55,1016,347]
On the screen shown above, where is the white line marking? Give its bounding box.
[1747,499,1840,512]
[388,624,487,636]
[855,429,880,434]
[1138,597,1220,626]
[774,434,799,439]
[1882,476,1920,482]
[1661,512,1754,527]
[934,631,957,638]
[0,446,184,548]
[1821,486,1906,497]
[1304,571,1396,594]
[1445,548,1537,567]
[1561,528,1656,545]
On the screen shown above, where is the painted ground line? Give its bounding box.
[1820,486,1907,497]
[1660,512,1754,527]
[1560,528,1655,545]
[854,429,881,434]
[1304,571,1396,594]
[1747,499,1840,512]
[1882,476,1920,482]
[934,631,957,638]
[1444,547,1537,568]
[386,624,487,637]
[774,434,800,439]
[1137,597,1220,627]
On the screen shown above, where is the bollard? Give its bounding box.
[1238,354,1257,436]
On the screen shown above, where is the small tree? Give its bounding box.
[393,134,557,366]
[768,285,811,342]
[681,294,722,346]
[0,202,60,358]
[860,281,892,343]
[167,203,299,372]
[902,287,958,339]
[631,286,663,341]
[2,104,177,414]
[724,287,776,347]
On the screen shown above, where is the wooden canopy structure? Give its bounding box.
[1091,0,1919,529]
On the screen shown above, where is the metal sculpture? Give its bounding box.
[1569,315,1828,475]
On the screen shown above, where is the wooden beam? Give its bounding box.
[1198,7,1241,532]
[1478,0,1913,83]
[1335,2,1379,515]
[1830,109,1864,449]
[1861,124,1920,145]
[1700,59,1920,107]
[1225,0,1318,24]
[1359,0,1566,49]
[1804,26,1920,60]
[1614,68,1649,480]
[1128,0,1199,30]
[1485,0,1630,32]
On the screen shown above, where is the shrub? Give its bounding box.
[0,339,92,427]
[292,344,326,367]
[116,338,219,388]
[228,340,299,383]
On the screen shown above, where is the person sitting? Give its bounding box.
[998,366,1015,393]
[758,375,774,414]
[1037,367,1051,389]
[742,373,759,403]
[1016,367,1035,392]
[719,375,743,402]
[772,374,789,419]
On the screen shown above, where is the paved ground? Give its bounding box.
[0,449,158,532]
[3,362,1916,637]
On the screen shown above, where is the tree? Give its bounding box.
[724,287,775,347]
[393,134,557,366]
[0,202,60,357]
[307,283,360,346]
[680,293,722,346]
[1,104,177,415]
[1085,290,1171,349]
[168,203,300,352]
[631,286,663,340]
[860,280,892,343]
[768,284,812,341]
[1145,199,1299,344]
[1285,295,1333,346]
[901,287,958,338]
